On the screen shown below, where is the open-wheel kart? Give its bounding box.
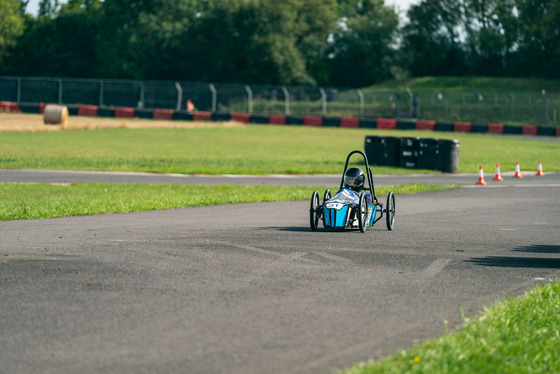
[309,150,395,233]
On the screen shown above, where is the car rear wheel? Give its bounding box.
[386,191,395,230]
[358,192,367,233]
[310,191,320,231]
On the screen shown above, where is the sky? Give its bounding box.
[26,0,421,18]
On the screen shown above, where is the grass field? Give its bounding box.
[0,123,558,174]
[0,183,443,221]
[342,280,560,374]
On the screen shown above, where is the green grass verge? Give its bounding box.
[371,76,560,93]
[0,183,448,221]
[1,125,558,174]
[342,280,560,374]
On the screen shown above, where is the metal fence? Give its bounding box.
[0,76,557,125]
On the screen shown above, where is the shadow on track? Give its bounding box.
[512,244,560,254]
[466,256,560,269]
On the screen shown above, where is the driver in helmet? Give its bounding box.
[343,167,373,203]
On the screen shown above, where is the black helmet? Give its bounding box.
[344,167,365,191]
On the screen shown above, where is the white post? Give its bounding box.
[509,93,514,122]
[245,85,253,113]
[477,94,483,122]
[406,87,413,117]
[209,83,217,112]
[175,82,183,111]
[282,86,290,115]
[542,89,548,125]
[357,89,364,117]
[319,87,327,115]
[138,83,145,108]
[58,79,63,104]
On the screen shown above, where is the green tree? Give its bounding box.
[0,0,26,68]
[402,0,467,76]
[326,0,399,87]
[38,0,59,17]
[6,0,102,77]
[179,0,336,85]
[87,0,205,79]
[462,0,518,76]
[513,0,560,78]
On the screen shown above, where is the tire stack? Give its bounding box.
[364,135,459,173]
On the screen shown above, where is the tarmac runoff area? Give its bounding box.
[1,168,560,187]
[0,170,559,374]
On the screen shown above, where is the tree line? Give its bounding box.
[0,0,558,88]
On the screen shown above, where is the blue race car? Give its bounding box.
[310,150,395,232]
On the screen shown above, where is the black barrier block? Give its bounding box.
[396,119,415,130]
[471,123,488,133]
[364,136,398,167]
[503,124,522,134]
[173,111,193,121]
[434,122,454,132]
[135,108,153,119]
[212,112,230,122]
[417,138,440,170]
[67,105,79,116]
[285,115,303,125]
[323,116,341,127]
[537,126,555,136]
[98,108,114,117]
[438,139,460,173]
[399,137,419,148]
[249,114,268,124]
[359,118,377,128]
[18,102,41,114]
[398,137,419,168]
[399,156,417,168]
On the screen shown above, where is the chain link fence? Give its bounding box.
[1,76,557,126]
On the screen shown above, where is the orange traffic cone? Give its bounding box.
[513,161,523,178]
[493,163,503,181]
[476,165,487,185]
[536,160,545,176]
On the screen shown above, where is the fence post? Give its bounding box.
[139,83,145,108]
[438,92,449,118]
[175,82,182,111]
[58,79,63,104]
[17,78,21,103]
[99,80,104,107]
[357,89,364,117]
[282,86,290,115]
[542,89,548,125]
[319,87,327,115]
[509,93,514,122]
[477,94,483,122]
[394,93,402,116]
[406,87,413,117]
[245,85,253,113]
[209,83,217,112]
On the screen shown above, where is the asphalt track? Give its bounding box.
[1,170,560,374]
[0,168,551,186]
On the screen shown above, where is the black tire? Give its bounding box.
[310,191,320,231]
[322,189,331,228]
[323,189,331,203]
[386,191,395,230]
[358,192,367,233]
